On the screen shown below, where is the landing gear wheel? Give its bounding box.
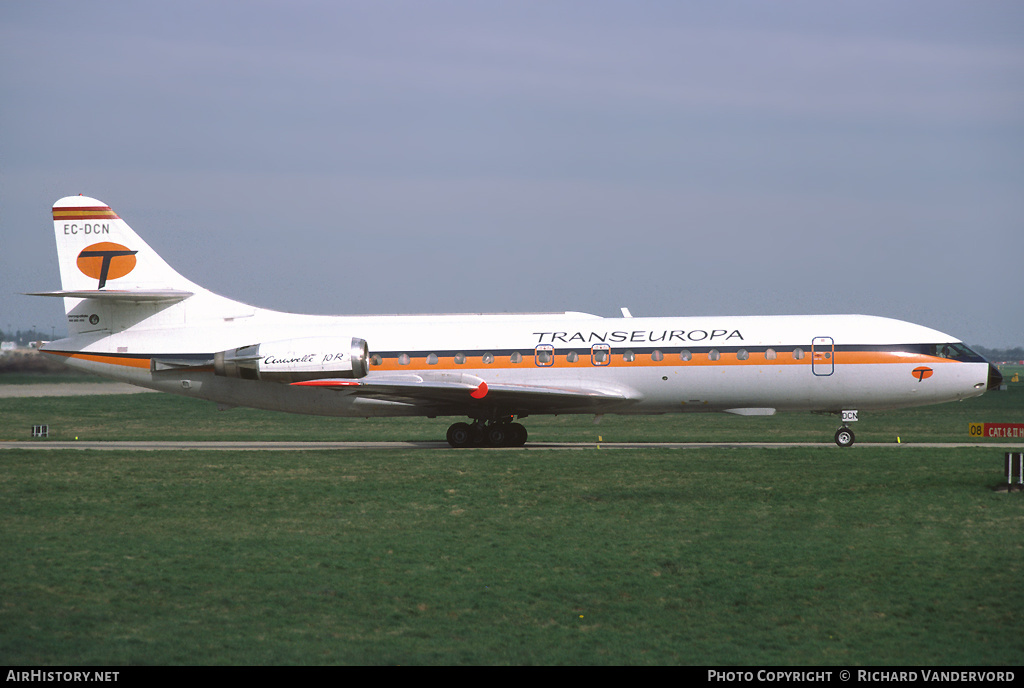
[507,422,528,447]
[835,427,855,448]
[485,423,528,447]
[447,422,474,448]
[447,420,528,447]
[485,425,508,447]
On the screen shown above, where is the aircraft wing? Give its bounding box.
[291,373,639,414]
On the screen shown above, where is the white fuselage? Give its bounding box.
[50,304,991,418]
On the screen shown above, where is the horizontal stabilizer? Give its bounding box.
[27,289,193,303]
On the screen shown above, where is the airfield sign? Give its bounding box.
[969,423,1024,439]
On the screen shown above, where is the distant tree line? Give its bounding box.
[0,352,71,374]
[0,328,53,346]
[973,345,1024,363]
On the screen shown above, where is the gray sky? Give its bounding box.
[3,1,1022,347]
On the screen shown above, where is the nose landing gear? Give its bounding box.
[834,426,855,448]
[446,418,528,448]
[833,409,858,447]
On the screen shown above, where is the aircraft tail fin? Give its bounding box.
[50,195,200,297]
[33,196,258,338]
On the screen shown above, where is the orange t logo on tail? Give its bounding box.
[77,242,137,288]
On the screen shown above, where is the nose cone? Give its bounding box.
[988,364,1004,391]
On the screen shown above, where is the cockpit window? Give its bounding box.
[929,343,985,362]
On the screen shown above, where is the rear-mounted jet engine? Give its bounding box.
[214,336,369,383]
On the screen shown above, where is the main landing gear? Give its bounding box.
[446,418,528,448]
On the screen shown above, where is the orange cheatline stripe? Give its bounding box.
[368,350,948,372]
[44,348,951,374]
[44,351,152,369]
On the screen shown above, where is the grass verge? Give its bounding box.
[1,446,1021,665]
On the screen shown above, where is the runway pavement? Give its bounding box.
[0,383,156,398]
[2,440,1021,450]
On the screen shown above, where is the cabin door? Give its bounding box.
[811,337,834,376]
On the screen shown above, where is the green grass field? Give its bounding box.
[2,365,1022,445]
[0,370,1021,665]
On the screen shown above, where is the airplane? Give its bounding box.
[29,195,1002,448]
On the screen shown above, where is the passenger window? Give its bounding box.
[651,350,664,362]
[623,350,635,363]
[708,349,720,361]
[534,345,553,366]
[454,353,466,365]
[737,349,749,361]
[592,344,610,366]
[370,354,383,366]
[482,352,495,365]
[765,348,777,360]
[793,348,804,360]
[398,353,411,365]
[566,351,579,363]
[679,349,692,362]
[510,352,522,364]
